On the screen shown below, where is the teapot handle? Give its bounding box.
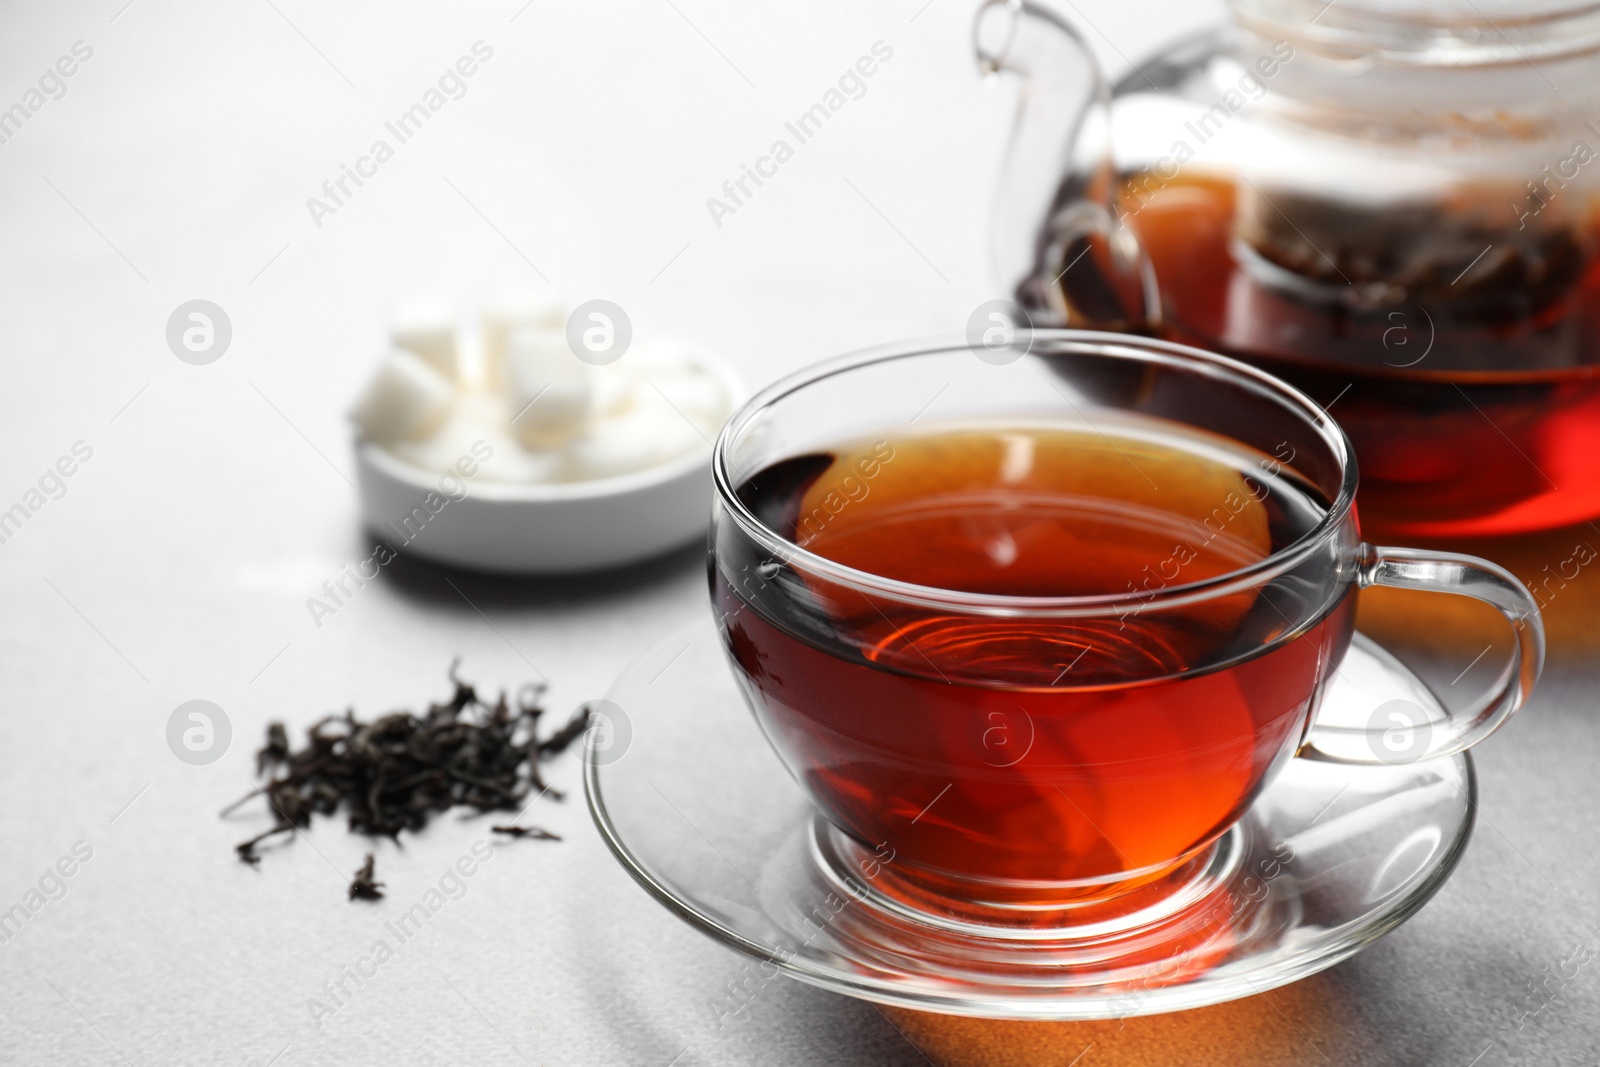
[974,0,1158,331]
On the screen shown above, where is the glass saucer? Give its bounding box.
[584,613,1475,1020]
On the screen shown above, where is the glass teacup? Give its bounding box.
[709,332,1543,930]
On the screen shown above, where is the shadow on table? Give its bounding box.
[874,962,1447,1067]
[375,538,706,613]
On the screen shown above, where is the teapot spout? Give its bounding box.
[975,0,1156,330]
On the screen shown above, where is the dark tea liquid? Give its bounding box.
[716,424,1354,904]
[1109,172,1600,537]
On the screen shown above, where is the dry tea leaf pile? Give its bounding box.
[227,663,586,868]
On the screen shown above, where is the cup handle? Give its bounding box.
[1299,544,1545,765]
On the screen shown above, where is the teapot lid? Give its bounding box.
[1231,0,1600,64]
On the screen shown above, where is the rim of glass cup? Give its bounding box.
[712,331,1359,618]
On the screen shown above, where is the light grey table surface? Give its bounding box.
[2,1,1597,1064]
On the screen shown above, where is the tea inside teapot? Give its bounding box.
[983,0,1600,537]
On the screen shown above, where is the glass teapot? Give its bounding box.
[977,0,1600,538]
